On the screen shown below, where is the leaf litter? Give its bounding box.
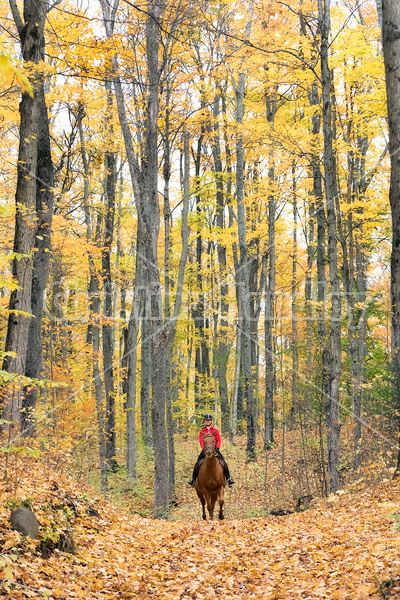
[0,456,399,599]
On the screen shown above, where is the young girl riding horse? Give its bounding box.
[188,413,235,487]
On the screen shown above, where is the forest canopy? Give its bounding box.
[0,0,396,519]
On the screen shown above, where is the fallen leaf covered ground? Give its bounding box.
[0,455,400,599]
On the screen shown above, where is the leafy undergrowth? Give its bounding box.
[0,453,400,599]
[84,424,396,522]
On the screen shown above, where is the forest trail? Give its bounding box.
[1,457,400,599]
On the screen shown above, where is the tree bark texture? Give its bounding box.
[192,112,210,422]
[211,94,230,432]
[91,257,109,494]
[264,92,277,450]
[381,0,400,476]
[103,78,117,469]
[319,0,341,494]
[163,83,175,500]
[124,300,139,480]
[23,84,54,433]
[124,228,144,480]
[3,0,50,428]
[236,67,256,460]
[291,163,298,427]
[305,195,315,399]
[100,0,169,516]
[338,110,368,470]
[140,286,152,448]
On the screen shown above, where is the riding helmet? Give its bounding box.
[204,413,212,420]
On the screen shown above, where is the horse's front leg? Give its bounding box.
[207,494,216,520]
[202,498,207,520]
[218,488,225,520]
[196,490,206,520]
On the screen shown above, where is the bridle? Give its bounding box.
[202,433,216,458]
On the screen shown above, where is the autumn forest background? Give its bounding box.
[0,0,399,539]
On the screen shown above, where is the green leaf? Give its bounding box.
[1,446,40,458]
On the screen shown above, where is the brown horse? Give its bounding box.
[195,433,226,520]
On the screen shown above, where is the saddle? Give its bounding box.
[216,455,225,469]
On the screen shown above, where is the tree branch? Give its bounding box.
[8,0,23,37]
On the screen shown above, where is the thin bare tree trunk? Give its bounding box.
[236,67,256,460]
[339,114,368,471]
[192,105,209,422]
[310,80,330,470]
[211,93,230,432]
[376,0,382,29]
[78,111,108,490]
[305,195,315,402]
[264,91,277,450]
[102,78,117,470]
[319,0,341,493]
[163,79,175,500]
[140,283,152,448]
[90,253,108,493]
[231,324,240,445]
[291,162,298,428]
[124,288,139,480]
[381,0,400,477]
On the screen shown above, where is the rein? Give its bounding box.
[202,433,216,456]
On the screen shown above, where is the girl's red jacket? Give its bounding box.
[199,425,221,449]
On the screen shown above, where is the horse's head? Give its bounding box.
[202,433,216,457]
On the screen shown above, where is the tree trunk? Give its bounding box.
[163,81,175,501]
[309,80,330,451]
[305,195,315,402]
[211,93,230,432]
[224,90,244,435]
[90,253,108,493]
[140,285,152,448]
[264,90,277,450]
[376,0,383,29]
[102,78,117,470]
[124,298,139,480]
[101,0,192,516]
[2,0,48,428]
[236,68,256,460]
[302,0,326,414]
[249,202,261,432]
[192,114,209,422]
[142,0,169,517]
[231,323,241,444]
[78,110,108,490]
[291,162,298,428]
[381,0,400,477]
[338,98,368,470]
[319,0,341,493]
[23,84,54,433]
[124,228,143,480]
